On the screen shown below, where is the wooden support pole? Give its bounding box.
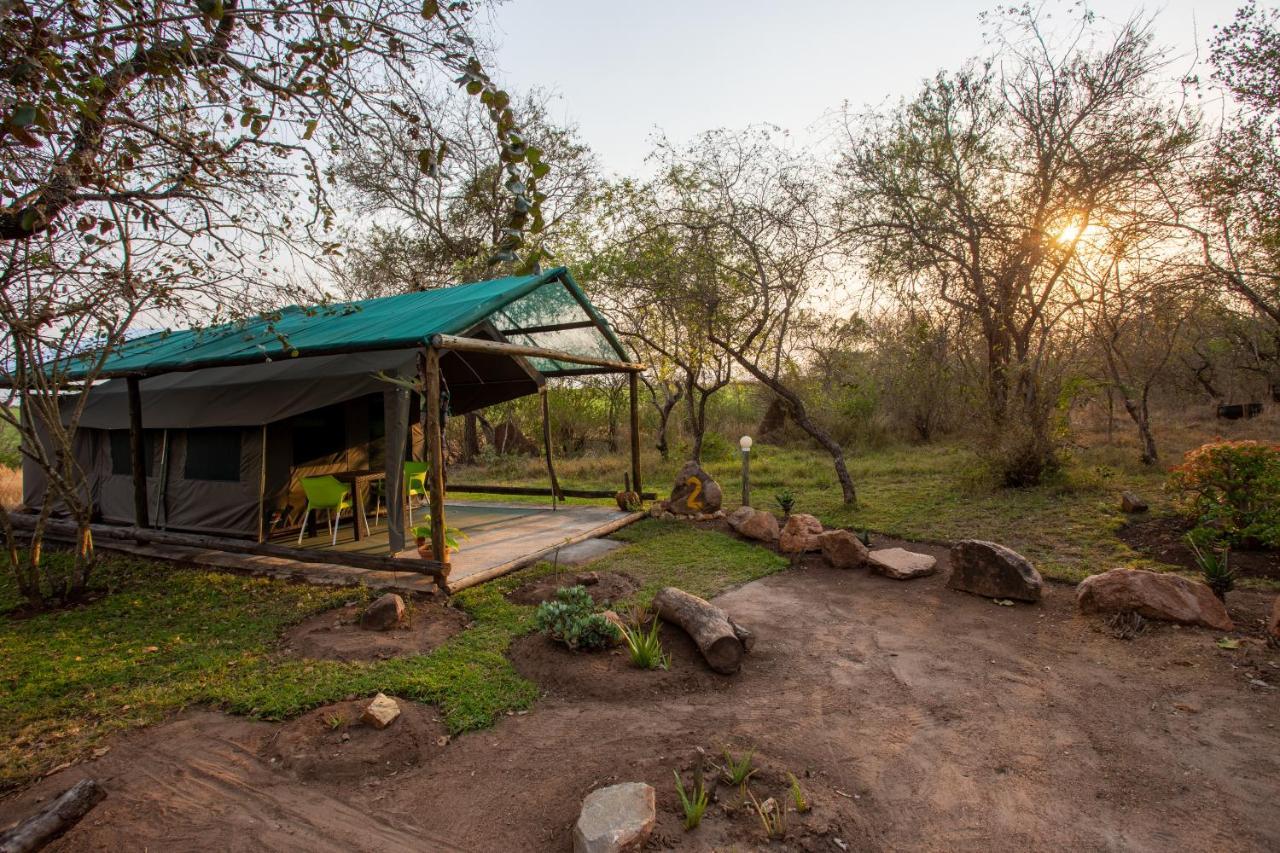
[256,425,268,543]
[424,346,448,576]
[540,386,562,506]
[125,376,149,529]
[629,370,642,499]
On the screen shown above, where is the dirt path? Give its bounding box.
[3,541,1278,851]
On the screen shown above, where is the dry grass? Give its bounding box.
[0,467,20,511]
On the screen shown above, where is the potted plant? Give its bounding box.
[410,522,467,562]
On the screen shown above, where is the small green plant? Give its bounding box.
[722,748,756,789]
[619,617,670,670]
[747,789,787,840]
[324,713,346,731]
[673,767,709,830]
[773,489,796,517]
[856,527,872,547]
[1187,537,1236,602]
[787,772,810,814]
[533,585,620,650]
[409,523,469,551]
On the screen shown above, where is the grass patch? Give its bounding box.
[0,518,786,792]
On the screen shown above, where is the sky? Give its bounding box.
[492,0,1242,177]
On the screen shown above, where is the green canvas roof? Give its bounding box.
[77,267,630,379]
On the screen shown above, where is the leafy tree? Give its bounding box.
[338,91,598,295]
[840,7,1193,484]
[602,129,857,502]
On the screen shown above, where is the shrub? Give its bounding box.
[1169,440,1280,548]
[533,585,619,650]
[1187,537,1235,602]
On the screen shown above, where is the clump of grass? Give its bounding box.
[1187,537,1235,602]
[674,767,709,830]
[773,489,796,517]
[722,748,756,790]
[748,790,787,840]
[619,617,669,670]
[1103,610,1149,640]
[324,713,346,730]
[787,772,810,813]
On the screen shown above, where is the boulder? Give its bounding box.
[1269,597,1280,645]
[819,529,869,569]
[573,782,656,853]
[1120,492,1149,513]
[359,593,405,631]
[361,693,401,729]
[1076,568,1233,631]
[868,547,936,579]
[778,513,823,553]
[728,506,780,543]
[667,461,723,515]
[948,540,1043,602]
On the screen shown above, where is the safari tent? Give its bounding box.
[19,267,649,590]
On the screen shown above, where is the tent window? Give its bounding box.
[109,430,158,477]
[292,403,347,466]
[184,430,242,482]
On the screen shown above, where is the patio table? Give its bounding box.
[330,468,386,542]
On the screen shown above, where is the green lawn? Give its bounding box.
[456,440,1188,584]
[0,520,783,792]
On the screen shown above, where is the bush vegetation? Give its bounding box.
[533,585,619,650]
[1169,440,1280,548]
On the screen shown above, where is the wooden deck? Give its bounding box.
[283,499,642,590]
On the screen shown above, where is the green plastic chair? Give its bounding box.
[297,475,366,546]
[404,460,429,525]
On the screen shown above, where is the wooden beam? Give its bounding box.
[424,346,448,578]
[446,484,657,500]
[629,370,642,499]
[446,510,647,593]
[500,320,597,336]
[429,333,645,372]
[256,425,268,543]
[4,513,447,581]
[540,386,562,505]
[125,375,149,529]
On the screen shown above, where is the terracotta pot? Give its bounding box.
[415,536,449,563]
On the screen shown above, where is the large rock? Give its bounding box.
[1120,492,1149,513]
[361,693,401,729]
[667,461,723,515]
[573,782,656,853]
[727,506,780,543]
[948,540,1043,602]
[819,529,869,569]
[868,547,936,579]
[360,593,405,631]
[778,513,823,553]
[1076,568,1233,631]
[1269,597,1280,645]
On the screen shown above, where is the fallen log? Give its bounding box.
[0,779,105,853]
[652,586,752,674]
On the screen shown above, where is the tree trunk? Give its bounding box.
[712,338,857,505]
[0,779,105,853]
[652,586,752,674]
[462,413,480,463]
[1121,391,1159,465]
[684,374,704,462]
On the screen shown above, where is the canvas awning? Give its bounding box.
[64,267,632,381]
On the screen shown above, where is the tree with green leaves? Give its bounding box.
[840,7,1194,484]
[337,91,597,296]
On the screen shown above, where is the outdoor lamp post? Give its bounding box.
[739,435,753,508]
